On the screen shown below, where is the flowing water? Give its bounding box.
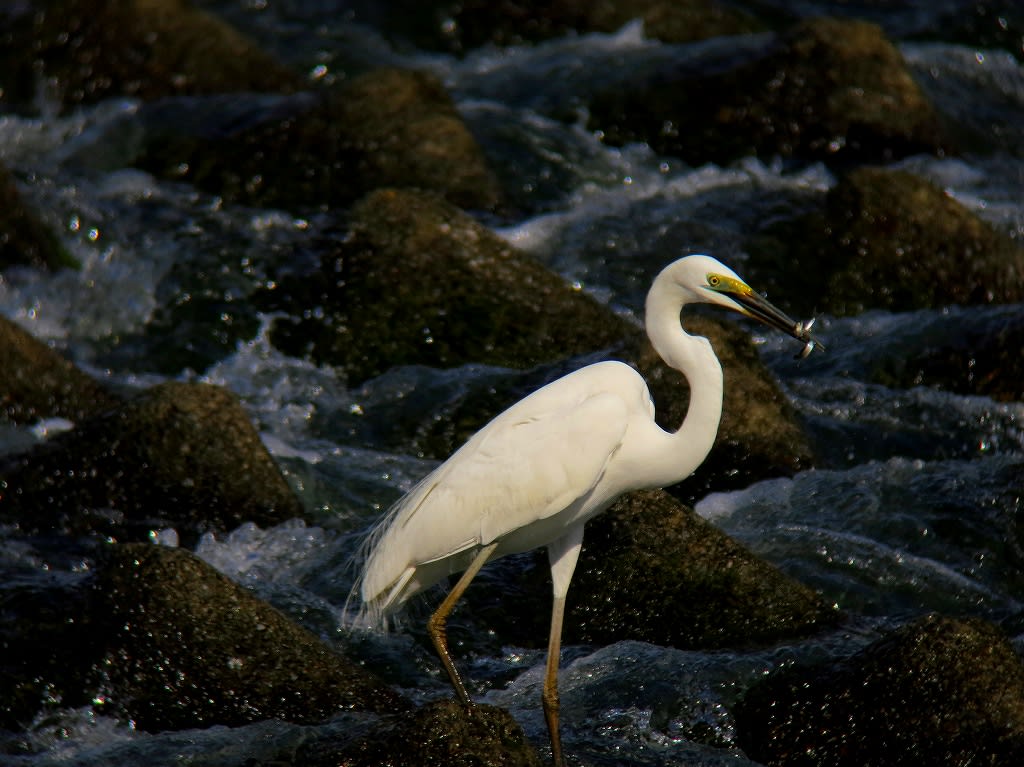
[2,2,1023,764]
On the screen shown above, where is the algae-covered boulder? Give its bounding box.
[568,490,832,648]
[748,167,1024,316]
[0,0,300,112]
[468,490,832,650]
[0,164,78,271]
[0,316,121,424]
[735,615,1024,766]
[588,17,948,166]
[0,381,302,545]
[314,699,542,767]
[264,188,816,484]
[91,543,407,730]
[132,68,500,212]
[262,188,626,383]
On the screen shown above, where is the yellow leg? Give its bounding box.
[543,526,583,766]
[426,542,499,705]
[542,594,567,767]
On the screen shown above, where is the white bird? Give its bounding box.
[352,255,823,765]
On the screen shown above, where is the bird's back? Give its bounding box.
[354,360,653,624]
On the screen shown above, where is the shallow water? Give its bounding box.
[2,2,1023,764]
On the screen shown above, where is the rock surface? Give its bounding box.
[0,381,302,545]
[0,316,121,424]
[90,543,407,730]
[133,69,501,213]
[747,167,1024,316]
[735,615,1024,766]
[588,17,949,166]
[0,0,301,112]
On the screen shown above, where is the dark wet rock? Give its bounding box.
[735,615,1024,766]
[89,543,407,730]
[0,381,302,546]
[868,305,1024,402]
[266,188,815,486]
[0,316,121,424]
[311,699,542,767]
[569,490,832,647]
[0,164,78,271]
[747,167,1024,317]
[262,188,625,384]
[0,0,301,113]
[374,0,763,52]
[588,17,949,167]
[0,573,95,730]
[467,490,832,651]
[133,68,500,212]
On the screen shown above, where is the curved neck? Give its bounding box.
[643,275,725,483]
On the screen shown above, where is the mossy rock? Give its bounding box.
[747,167,1024,316]
[0,164,78,271]
[735,615,1024,766]
[90,543,407,730]
[0,315,121,424]
[312,699,542,767]
[0,0,301,113]
[0,381,302,546]
[133,68,500,212]
[466,490,832,650]
[568,490,833,647]
[588,16,949,166]
[262,188,627,384]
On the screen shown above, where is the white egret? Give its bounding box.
[353,255,822,764]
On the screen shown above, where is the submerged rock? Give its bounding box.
[0,164,78,271]
[588,17,949,167]
[133,68,501,212]
[315,699,542,767]
[735,614,1024,765]
[747,167,1024,316]
[0,381,302,546]
[0,316,121,424]
[0,0,301,113]
[90,543,407,730]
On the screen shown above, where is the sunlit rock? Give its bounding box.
[0,316,120,424]
[131,68,501,212]
[588,17,950,166]
[312,699,542,767]
[746,167,1024,316]
[0,381,302,545]
[91,543,407,729]
[735,614,1024,765]
[0,0,301,113]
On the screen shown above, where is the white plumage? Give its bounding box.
[351,255,822,765]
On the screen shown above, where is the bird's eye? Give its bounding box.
[707,274,720,287]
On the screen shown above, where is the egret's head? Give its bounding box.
[665,255,824,354]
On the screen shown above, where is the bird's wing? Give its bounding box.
[401,389,630,560]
